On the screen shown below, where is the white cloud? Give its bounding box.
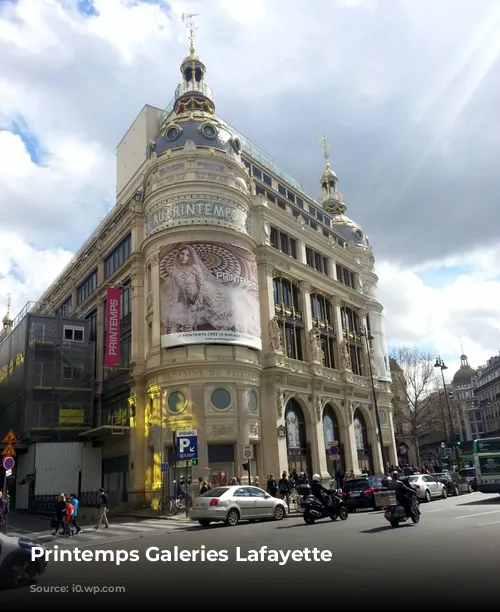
[0,0,498,379]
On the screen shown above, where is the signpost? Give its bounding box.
[175,430,198,518]
[328,445,339,457]
[1,431,17,533]
[161,462,169,473]
[443,448,453,458]
[242,445,253,485]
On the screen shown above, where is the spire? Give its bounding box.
[317,135,345,215]
[174,13,215,116]
[2,294,13,332]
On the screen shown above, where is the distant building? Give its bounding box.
[451,354,483,441]
[475,354,500,436]
[389,358,418,466]
[0,306,101,511]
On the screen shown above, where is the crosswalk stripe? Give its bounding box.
[114,524,155,531]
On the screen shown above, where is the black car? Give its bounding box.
[434,471,471,496]
[459,467,477,491]
[342,475,385,511]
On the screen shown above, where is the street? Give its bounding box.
[2,492,499,610]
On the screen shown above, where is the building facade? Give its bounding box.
[6,39,397,508]
[451,354,483,441]
[474,354,500,436]
[389,358,419,467]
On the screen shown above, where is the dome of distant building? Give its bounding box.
[452,354,476,385]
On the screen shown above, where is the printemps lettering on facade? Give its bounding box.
[147,368,259,386]
[146,200,246,236]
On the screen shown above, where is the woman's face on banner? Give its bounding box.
[179,248,191,266]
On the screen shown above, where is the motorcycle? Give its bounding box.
[296,484,311,513]
[384,494,420,528]
[302,490,348,524]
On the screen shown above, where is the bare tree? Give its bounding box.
[390,347,445,466]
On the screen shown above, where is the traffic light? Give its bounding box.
[191,459,198,466]
[242,462,250,472]
[456,440,461,446]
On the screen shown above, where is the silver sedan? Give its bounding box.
[190,485,288,527]
[408,474,448,502]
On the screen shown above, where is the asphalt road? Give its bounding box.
[3,492,499,610]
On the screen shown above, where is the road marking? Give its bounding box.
[68,533,102,540]
[455,510,500,520]
[478,520,500,526]
[113,524,155,532]
[425,509,448,513]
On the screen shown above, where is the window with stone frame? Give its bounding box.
[340,305,364,376]
[272,274,304,361]
[310,292,336,369]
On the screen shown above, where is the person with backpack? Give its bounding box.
[69,494,81,534]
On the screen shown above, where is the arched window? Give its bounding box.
[353,409,372,473]
[340,306,364,376]
[273,275,304,361]
[310,292,336,369]
[323,404,344,473]
[285,398,309,475]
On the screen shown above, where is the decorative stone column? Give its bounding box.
[343,400,361,475]
[127,382,146,507]
[312,396,330,483]
[150,252,161,350]
[147,386,162,505]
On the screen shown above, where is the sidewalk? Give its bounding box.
[117,508,191,521]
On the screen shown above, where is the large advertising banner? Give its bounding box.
[105,287,121,367]
[368,310,391,382]
[159,242,261,350]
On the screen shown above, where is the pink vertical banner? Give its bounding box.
[105,287,121,367]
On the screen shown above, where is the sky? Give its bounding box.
[0,0,499,379]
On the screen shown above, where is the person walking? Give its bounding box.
[95,488,109,530]
[278,471,291,511]
[52,494,67,536]
[266,474,278,497]
[64,496,74,538]
[69,494,81,534]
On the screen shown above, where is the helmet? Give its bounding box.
[312,474,321,482]
[391,471,399,480]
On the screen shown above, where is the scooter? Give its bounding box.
[384,494,420,528]
[302,490,348,524]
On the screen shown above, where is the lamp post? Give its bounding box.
[359,328,386,471]
[434,357,459,468]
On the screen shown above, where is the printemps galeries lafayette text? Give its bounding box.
[32,545,335,567]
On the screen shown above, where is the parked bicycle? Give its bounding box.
[157,495,193,517]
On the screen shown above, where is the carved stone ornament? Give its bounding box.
[370,348,378,378]
[276,390,285,419]
[315,396,324,421]
[308,328,323,364]
[268,316,283,354]
[347,401,353,424]
[249,422,260,438]
[340,340,352,371]
[151,253,159,266]
[183,139,197,154]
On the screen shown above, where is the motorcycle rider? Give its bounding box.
[311,474,333,507]
[387,470,416,517]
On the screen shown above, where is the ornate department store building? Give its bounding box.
[23,34,398,507]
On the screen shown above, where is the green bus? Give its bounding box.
[473,437,500,495]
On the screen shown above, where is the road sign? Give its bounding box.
[161,462,169,473]
[440,442,446,448]
[242,445,254,460]
[443,447,452,458]
[2,430,18,445]
[328,445,339,457]
[2,457,14,470]
[175,430,198,461]
[1,444,16,457]
[5,470,11,478]
[191,459,198,466]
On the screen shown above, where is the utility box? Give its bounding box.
[374,491,396,508]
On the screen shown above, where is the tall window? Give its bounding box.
[104,233,132,279]
[77,269,98,305]
[310,292,336,369]
[273,275,304,361]
[270,227,297,259]
[336,264,356,289]
[59,295,72,317]
[306,248,328,274]
[340,306,363,376]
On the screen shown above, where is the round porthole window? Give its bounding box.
[201,123,217,139]
[168,391,187,414]
[248,390,258,413]
[211,388,231,410]
[166,126,181,141]
[378,410,387,425]
[353,228,364,240]
[230,137,242,155]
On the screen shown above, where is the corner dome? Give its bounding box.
[452,354,476,385]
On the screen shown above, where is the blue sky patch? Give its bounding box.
[9,120,42,164]
[416,264,473,288]
[76,0,97,16]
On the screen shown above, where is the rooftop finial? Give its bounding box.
[460,336,464,355]
[6,293,11,317]
[318,135,330,169]
[182,12,198,55]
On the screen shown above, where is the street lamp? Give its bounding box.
[359,327,386,470]
[434,357,459,468]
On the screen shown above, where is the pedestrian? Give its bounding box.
[199,481,208,495]
[266,474,278,497]
[52,494,67,536]
[95,488,109,530]
[279,471,291,511]
[252,477,260,488]
[69,494,81,534]
[0,492,7,534]
[64,496,74,538]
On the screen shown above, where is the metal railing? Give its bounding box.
[174,80,214,101]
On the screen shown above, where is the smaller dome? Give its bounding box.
[452,354,476,385]
[330,213,370,247]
